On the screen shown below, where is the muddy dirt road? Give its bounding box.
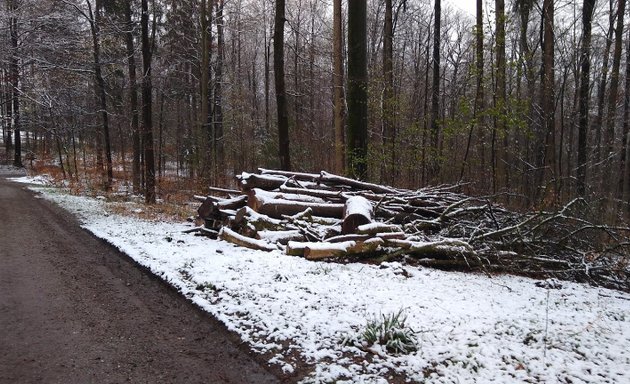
[0,169,283,384]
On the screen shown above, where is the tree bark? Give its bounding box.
[347,0,368,179]
[214,0,225,183]
[124,0,141,194]
[141,0,156,203]
[88,0,112,188]
[274,0,291,170]
[593,1,615,170]
[603,0,626,190]
[429,0,441,181]
[333,0,345,174]
[494,0,506,194]
[8,0,21,167]
[461,0,483,182]
[200,0,213,180]
[576,0,595,196]
[538,0,555,202]
[620,29,630,203]
[382,0,394,184]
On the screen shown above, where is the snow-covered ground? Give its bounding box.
[10,175,630,383]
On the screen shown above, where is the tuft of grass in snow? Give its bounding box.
[344,309,418,355]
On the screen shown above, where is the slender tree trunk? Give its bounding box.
[333,0,345,174]
[382,0,394,184]
[274,0,291,170]
[603,0,625,191]
[594,1,615,170]
[214,0,225,182]
[9,0,21,167]
[577,0,595,196]
[141,0,156,203]
[461,0,483,182]
[2,67,13,154]
[495,0,506,193]
[347,0,368,179]
[429,0,441,181]
[620,29,630,203]
[200,0,213,179]
[124,0,141,193]
[538,0,555,202]
[87,0,112,188]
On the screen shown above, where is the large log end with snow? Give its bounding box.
[342,196,373,234]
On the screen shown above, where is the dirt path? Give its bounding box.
[0,169,285,384]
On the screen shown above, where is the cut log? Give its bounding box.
[325,233,371,243]
[207,186,241,196]
[342,196,373,234]
[356,222,402,235]
[286,241,311,256]
[233,206,284,233]
[248,188,327,205]
[385,238,474,256]
[237,172,288,191]
[198,195,247,219]
[256,230,304,244]
[279,185,343,200]
[219,227,278,252]
[258,168,320,181]
[319,171,398,194]
[304,238,384,260]
[248,188,344,219]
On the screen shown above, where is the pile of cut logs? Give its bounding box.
[192,168,630,291]
[193,168,474,260]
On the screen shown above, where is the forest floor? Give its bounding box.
[3,164,630,383]
[0,166,287,384]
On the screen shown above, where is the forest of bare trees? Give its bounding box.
[2,0,630,219]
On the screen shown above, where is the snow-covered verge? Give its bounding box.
[10,176,630,383]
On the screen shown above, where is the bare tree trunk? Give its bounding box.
[461,0,483,182]
[382,0,394,184]
[8,0,21,167]
[214,0,225,183]
[124,0,141,193]
[577,0,595,196]
[593,1,615,173]
[347,0,368,179]
[603,0,626,192]
[200,0,213,179]
[141,0,155,203]
[620,29,630,203]
[537,0,555,202]
[274,0,291,170]
[495,0,506,194]
[87,0,112,188]
[333,0,345,174]
[429,0,441,182]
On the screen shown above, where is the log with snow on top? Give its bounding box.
[197,194,248,220]
[247,188,344,219]
[385,238,475,257]
[286,237,385,260]
[219,227,278,252]
[192,169,630,291]
[256,229,304,244]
